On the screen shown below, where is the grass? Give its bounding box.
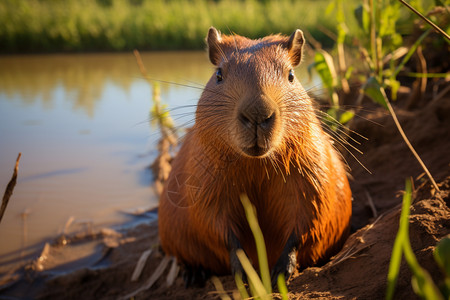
[0,0,347,53]
[386,179,446,300]
[212,195,289,300]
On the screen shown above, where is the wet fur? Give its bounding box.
[159,28,352,281]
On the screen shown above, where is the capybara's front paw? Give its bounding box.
[182,264,211,288]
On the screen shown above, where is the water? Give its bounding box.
[0,51,318,274]
[0,52,213,272]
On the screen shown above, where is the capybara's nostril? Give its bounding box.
[259,112,275,129]
[238,112,253,128]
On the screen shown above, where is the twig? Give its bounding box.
[398,0,450,41]
[364,187,378,218]
[211,276,232,300]
[122,255,172,299]
[166,257,179,287]
[331,213,385,266]
[380,87,440,192]
[131,249,153,282]
[430,84,450,104]
[1,153,22,223]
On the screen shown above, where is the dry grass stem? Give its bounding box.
[166,257,179,287]
[131,249,153,282]
[0,153,21,223]
[364,187,378,218]
[398,0,450,40]
[380,87,440,192]
[122,255,171,299]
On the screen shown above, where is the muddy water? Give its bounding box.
[0,52,317,275]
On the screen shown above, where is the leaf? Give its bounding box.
[344,66,354,80]
[434,235,450,277]
[277,273,289,300]
[311,50,337,92]
[339,110,355,125]
[362,76,388,110]
[236,249,269,300]
[240,195,272,294]
[393,29,431,79]
[325,1,335,16]
[386,179,413,300]
[385,78,401,101]
[354,4,370,33]
[235,273,250,300]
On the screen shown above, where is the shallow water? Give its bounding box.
[0,52,214,271]
[0,51,317,274]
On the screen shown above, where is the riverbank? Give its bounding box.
[1,90,449,299]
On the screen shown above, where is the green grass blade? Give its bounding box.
[309,50,337,95]
[236,249,269,300]
[386,179,412,300]
[404,240,444,300]
[362,76,388,109]
[235,273,250,300]
[434,235,450,277]
[386,179,444,300]
[277,273,289,300]
[386,226,405,300]
[393,29,431,79]
[240,195,272,294]
[211,276,232,300]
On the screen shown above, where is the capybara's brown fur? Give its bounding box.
[159,27,352,283]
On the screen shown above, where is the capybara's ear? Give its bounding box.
[286,29,305,67]
[207,27,223,66]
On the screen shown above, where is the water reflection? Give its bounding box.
[0,52,212,118]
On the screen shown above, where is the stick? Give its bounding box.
[398,0,450,41]
[380,87,440,192]
[0,153,21,223]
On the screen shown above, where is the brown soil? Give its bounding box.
[1,92,449,299]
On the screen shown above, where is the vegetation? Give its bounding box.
[387,179,449,300]
[309,0,448,191]
[0,0,343,53]
[211,195,289,299]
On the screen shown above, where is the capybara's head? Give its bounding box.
[196,27,312,159]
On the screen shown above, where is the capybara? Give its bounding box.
[158,27,352,286]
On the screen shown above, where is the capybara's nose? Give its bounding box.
[238,97,277,131]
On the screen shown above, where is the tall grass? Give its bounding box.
[0,0,345,53]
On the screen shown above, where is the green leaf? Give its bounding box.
[386,179,413,300]
[363,76,388,110]
[312,50,337,92]
[235,273,250,300]
[277,273,289,300]
[325,1,335,16]
[385,78,401,101]
[354,4,370,33]
[434,235,450,277]
[339,110,355,125]
[344,66,354,81]
[240,195,272,294]
[393,29,431,79]
[236,249,269,300]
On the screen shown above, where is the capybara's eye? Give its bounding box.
[288,69,295,82]
[216,68,223,83]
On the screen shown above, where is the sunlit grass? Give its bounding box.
[386,179,444,300]
[0,0,348,52]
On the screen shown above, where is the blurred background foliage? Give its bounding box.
[0,0,354,52]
